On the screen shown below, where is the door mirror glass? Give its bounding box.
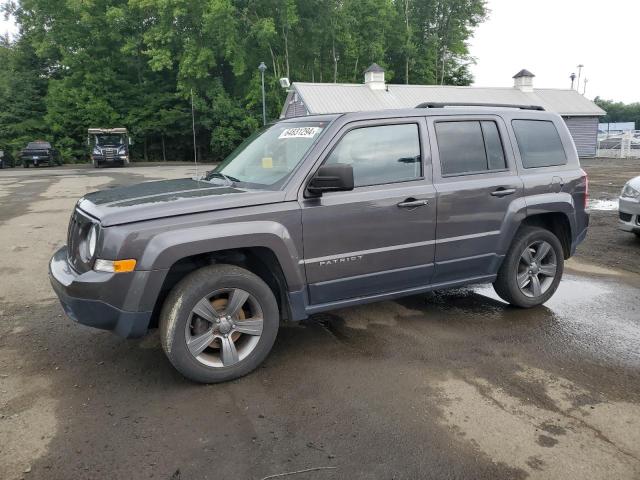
[307,164,354,195]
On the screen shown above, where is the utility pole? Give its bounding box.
[576,64,584,92]
[191,88,198,180]
[582,78,588,96]
[258,62,267,126]
[570,72,576,90]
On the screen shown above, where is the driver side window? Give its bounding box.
[325,124,421,187]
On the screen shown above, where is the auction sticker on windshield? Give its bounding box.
[279,127,322,139]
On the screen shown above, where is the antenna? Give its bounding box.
[191,88,198,180]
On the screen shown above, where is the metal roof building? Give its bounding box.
[281,67,606,157]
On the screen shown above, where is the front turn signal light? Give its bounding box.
[94,258,137,273]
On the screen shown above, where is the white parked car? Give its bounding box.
[619,176,640,237]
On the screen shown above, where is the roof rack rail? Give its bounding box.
[415,102,545,111]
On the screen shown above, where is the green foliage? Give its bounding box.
[0,0,487,163]
[594,98,640,129]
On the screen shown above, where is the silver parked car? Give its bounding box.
[619,176,640,237]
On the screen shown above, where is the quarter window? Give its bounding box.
[324,124,421,187]
[435,121,506,176]
[512,120,567,168]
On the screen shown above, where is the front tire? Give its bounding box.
[493,226,564,308]
[160,264,279,383]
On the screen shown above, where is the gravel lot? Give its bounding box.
[0,161,639,480]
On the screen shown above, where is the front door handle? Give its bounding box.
[490,188,516,197]
[397,198,429,208]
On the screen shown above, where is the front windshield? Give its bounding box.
[96,135,124,146]
[207,121,328,189]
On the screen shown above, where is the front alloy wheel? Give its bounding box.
[160,264,279,383]
[186,288,264,368]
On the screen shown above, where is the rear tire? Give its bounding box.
[160,264,279,383]
[493,226,564,308]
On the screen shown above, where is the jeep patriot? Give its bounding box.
[50,105,589,383]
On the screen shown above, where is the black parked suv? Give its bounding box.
[20,141,62,167]
[50,105,589,383]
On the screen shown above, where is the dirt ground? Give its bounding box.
[0,162,639,480]
[579,158,640,274]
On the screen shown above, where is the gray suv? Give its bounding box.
[50,105,589,383]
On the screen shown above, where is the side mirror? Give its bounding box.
[307,163,354,196]
[128,137,133,146]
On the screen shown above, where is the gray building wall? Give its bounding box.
[563,116,599,158]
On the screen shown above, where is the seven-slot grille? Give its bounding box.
[67,208,95,273]
[104,147,117,161]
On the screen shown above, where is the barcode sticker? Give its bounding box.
[279,127,321,139]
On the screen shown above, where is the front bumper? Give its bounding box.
[618,196,640,233]
[22,156,52,166]
[92,155,128,164]
[49,246,154,338]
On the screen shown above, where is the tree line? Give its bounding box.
[1,0,487,163]
[594,98,640,130]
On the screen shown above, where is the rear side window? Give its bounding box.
[435,120,506,176]
[512,120,567,168]
[325,124,421,187]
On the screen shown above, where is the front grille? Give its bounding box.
[104,148,117,161]
[619,212,632,222]
[67,208,94,273]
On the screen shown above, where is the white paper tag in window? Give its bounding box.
[279,127,321,139]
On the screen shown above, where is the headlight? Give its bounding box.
[621,183,640,199]
[87,224,98,258]
[117,146,126,154]
[92,146,102,155]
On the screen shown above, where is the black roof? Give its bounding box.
[513,69,535,78]
[364,63,385,73]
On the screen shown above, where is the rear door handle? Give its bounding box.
[397,198,429,208]
[490,188,516,197]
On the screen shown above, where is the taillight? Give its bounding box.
[581,168,589,209]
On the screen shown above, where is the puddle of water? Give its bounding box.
[474,274,640,367]
[589,199,618,211]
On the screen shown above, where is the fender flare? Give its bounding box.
[138,221,305,292]
[495,193,576,257]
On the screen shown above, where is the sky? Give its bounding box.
[2,0,639,103]
[469,0,640,103]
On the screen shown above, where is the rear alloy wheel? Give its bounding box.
[160,264,279,383]
[516,240,557,298]
[493,226,564,308]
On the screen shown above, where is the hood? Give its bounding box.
[77,178,286,226]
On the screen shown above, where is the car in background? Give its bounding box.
[0,149,16,168]
[20,141,62,167]
[619,175,640,237]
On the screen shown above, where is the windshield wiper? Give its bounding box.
[207,172,240,186]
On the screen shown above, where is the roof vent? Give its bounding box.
[364,63,385,90]
[513,69,535,92]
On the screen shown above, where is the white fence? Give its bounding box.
[597,130,640,158]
